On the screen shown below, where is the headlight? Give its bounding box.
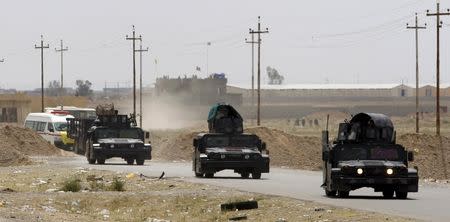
[130,144,135,148]
[220,154,226,159]
[386,168,393,175]
[357,168,364,175]
[110,144,115,148]
[93,143,101,149]
[244,154,250,160]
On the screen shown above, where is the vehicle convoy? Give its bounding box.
[67,104,151,165]
[321,113,418,199]
[192,104,269,179]
[24,111,75,149]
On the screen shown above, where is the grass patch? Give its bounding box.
[61,178,81,192]
[108,177,125,192]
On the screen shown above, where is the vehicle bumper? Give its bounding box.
[331,175,418,192]
[199,158,270,173]
[93,148,152,160]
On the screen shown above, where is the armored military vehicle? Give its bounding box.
[321,113,418,199]
[192,104,269,179]
[67,104,151,165]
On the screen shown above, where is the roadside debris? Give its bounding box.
[221,200,258,212]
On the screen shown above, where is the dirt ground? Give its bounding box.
[0,164,415,222]
[0,125,72,167]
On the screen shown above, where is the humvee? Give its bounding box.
[192,104,269,179]
[68,105,151,165]
[321,113,418,199]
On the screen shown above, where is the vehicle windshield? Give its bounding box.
[205,135,258,148]
[53,122,68,132]
[95,128,141,139]
[336,147,400,161]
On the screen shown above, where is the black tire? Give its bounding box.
[205,173,214,178]
[88,158,96,164]
[337,190,349,198]
[325,190,337,197]
[240,172,250,179]
[396,191,408,199]
[382,190,394,199]
[251,172,262,179]
[126,159,134,165]
[97,158,105,164]
[195,172,204,177]
[136,158,145,165]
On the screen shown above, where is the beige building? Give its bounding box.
[0,94,31,124]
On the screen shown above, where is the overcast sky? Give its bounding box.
[0,0,448,90]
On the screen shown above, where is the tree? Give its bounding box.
[266,66,285,85]
[47,80,61,96]
[75,80,93,97]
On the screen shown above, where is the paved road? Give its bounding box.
[49,156,450,222]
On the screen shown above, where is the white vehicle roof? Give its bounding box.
[25,112,74,122]
[45,106,95,112]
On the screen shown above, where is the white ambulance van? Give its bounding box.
[24,111,74,148]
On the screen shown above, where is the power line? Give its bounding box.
[249,16,269,126]
[135,39,149,128]
[126,25,142,121]
[34,35,49,113]
[406,13,426,134]
[426,2,450,137]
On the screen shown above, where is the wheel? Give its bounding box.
[251,172,261,179]
[195,172,204,177]
[337,190,349,198]
[126,159,134,165]
[240,172,250,179]
[396,191,408,199]
[382,190,394,199]
[136,158,145,165]
[88,158,96,164]
[205,173,214,178]
[97,158,105,164]
[325,190,336,197]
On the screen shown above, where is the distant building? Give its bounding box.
[155,74,242,105]
[0,94,31,124]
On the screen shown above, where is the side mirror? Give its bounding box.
[193,138,198,147]
[145,132,150,139]
[408,151,414,162]
[261,142,267,150]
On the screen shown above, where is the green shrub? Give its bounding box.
[108,177,125,192]
[61,178,81,192]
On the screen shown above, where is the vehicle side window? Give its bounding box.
[25,121,34,130]
[37,122,46,132]
[47,123,54,132]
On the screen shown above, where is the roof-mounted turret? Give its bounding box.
[207,103,243,134]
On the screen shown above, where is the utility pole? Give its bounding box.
[35,35,49,113]
[407,13,426,134]
[427,2,450,136]
[135,39,149,128]
[246,31,257,124]
[126,25,142,120]
[55,39,68,110]
[250,16,269,126]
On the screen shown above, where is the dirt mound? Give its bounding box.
[398,133,450,180]
[246,127,322,170]
[151,130,203,161]
[152,127,322,170]
[0,125,68,166]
